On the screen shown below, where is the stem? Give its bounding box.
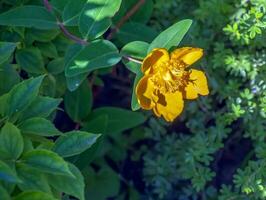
[123,55,143,64]
[43,0,88,45]
[106,0,146,40]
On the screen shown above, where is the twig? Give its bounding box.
[123,55,143,64]
[43,0,88,45]
[106,0,146,40]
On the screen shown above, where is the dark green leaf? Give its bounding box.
[15,47,45,74]
[79,0,122,39]
[16,163,51,193]
[47,58,64,75]
[0,185,10,200]
[115,22,157,45]
[47,163,85,200]
[64,81,92,122]
[0,160,20,183]
[90,107,146,134]
[0,64,20,95]
[131,72,143,111]
[19,96,61,120]
[0,122,23,160]
[63,0,86,26]
[0,6,58,29]
[0,42,16,65]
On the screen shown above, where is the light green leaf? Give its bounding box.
[131,72,143,111]
[19,117,62,136]
[64,81,92,122]
[53,131,101,157]
[0,6,58,29]
[13,191,57,200]
[0,42,16,65]
[121,41,148,74]
[148,19,192,52]
[0,160,20,183]
[47,163,85,200]
[79,0,122,39]
[0,122,23,160]
[15,47,45,74]
[65,40,121,77]
[7,76,44,117]
[22,149,72,176]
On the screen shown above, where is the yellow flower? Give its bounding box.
[136,47,209,122]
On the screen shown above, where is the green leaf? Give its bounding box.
[22,149,72,176]
[79,0,122,40]
[148,19,192,52]
[0,185,10,200]
[65,40,121,77]
[84,167,120,200]
[19,117,61,136]
[89,107,146,134]
[26,28,59,42]
[15,47,45,74]
[121,41,148,74]
[75,115,108,169]
[7,76,44,117]
[16,163,51,193]
[19,96,61,120]
[0,122,23,160]
[131,72,143,111]
[47,58,64,75]
[13,191,57,200]
[64,81,93,122]
[47,163,85,200]
[37,42,58,59]
[113,0,153,24]
[0,42,16,65]
[66,73,88,91]
[0,64,20,96]
[0,6,58,29]
[115,22,157,45]
[63,0,86,26]
[53,131,101,157]
[0,160,20,183]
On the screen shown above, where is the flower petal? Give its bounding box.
[136,75,156,110]
[184,69,209,99]
[154,91,184,122]
[171,47,203,66]
[142,48,169,74]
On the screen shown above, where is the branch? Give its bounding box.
[123,55,143,64]
[106,0,146,40]
[43,0,88,45]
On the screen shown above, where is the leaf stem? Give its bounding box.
[123,55,143,64]
[106,0,146,40]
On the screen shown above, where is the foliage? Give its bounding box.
[0,0,265,200]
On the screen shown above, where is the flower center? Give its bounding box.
[151,60,190,93]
